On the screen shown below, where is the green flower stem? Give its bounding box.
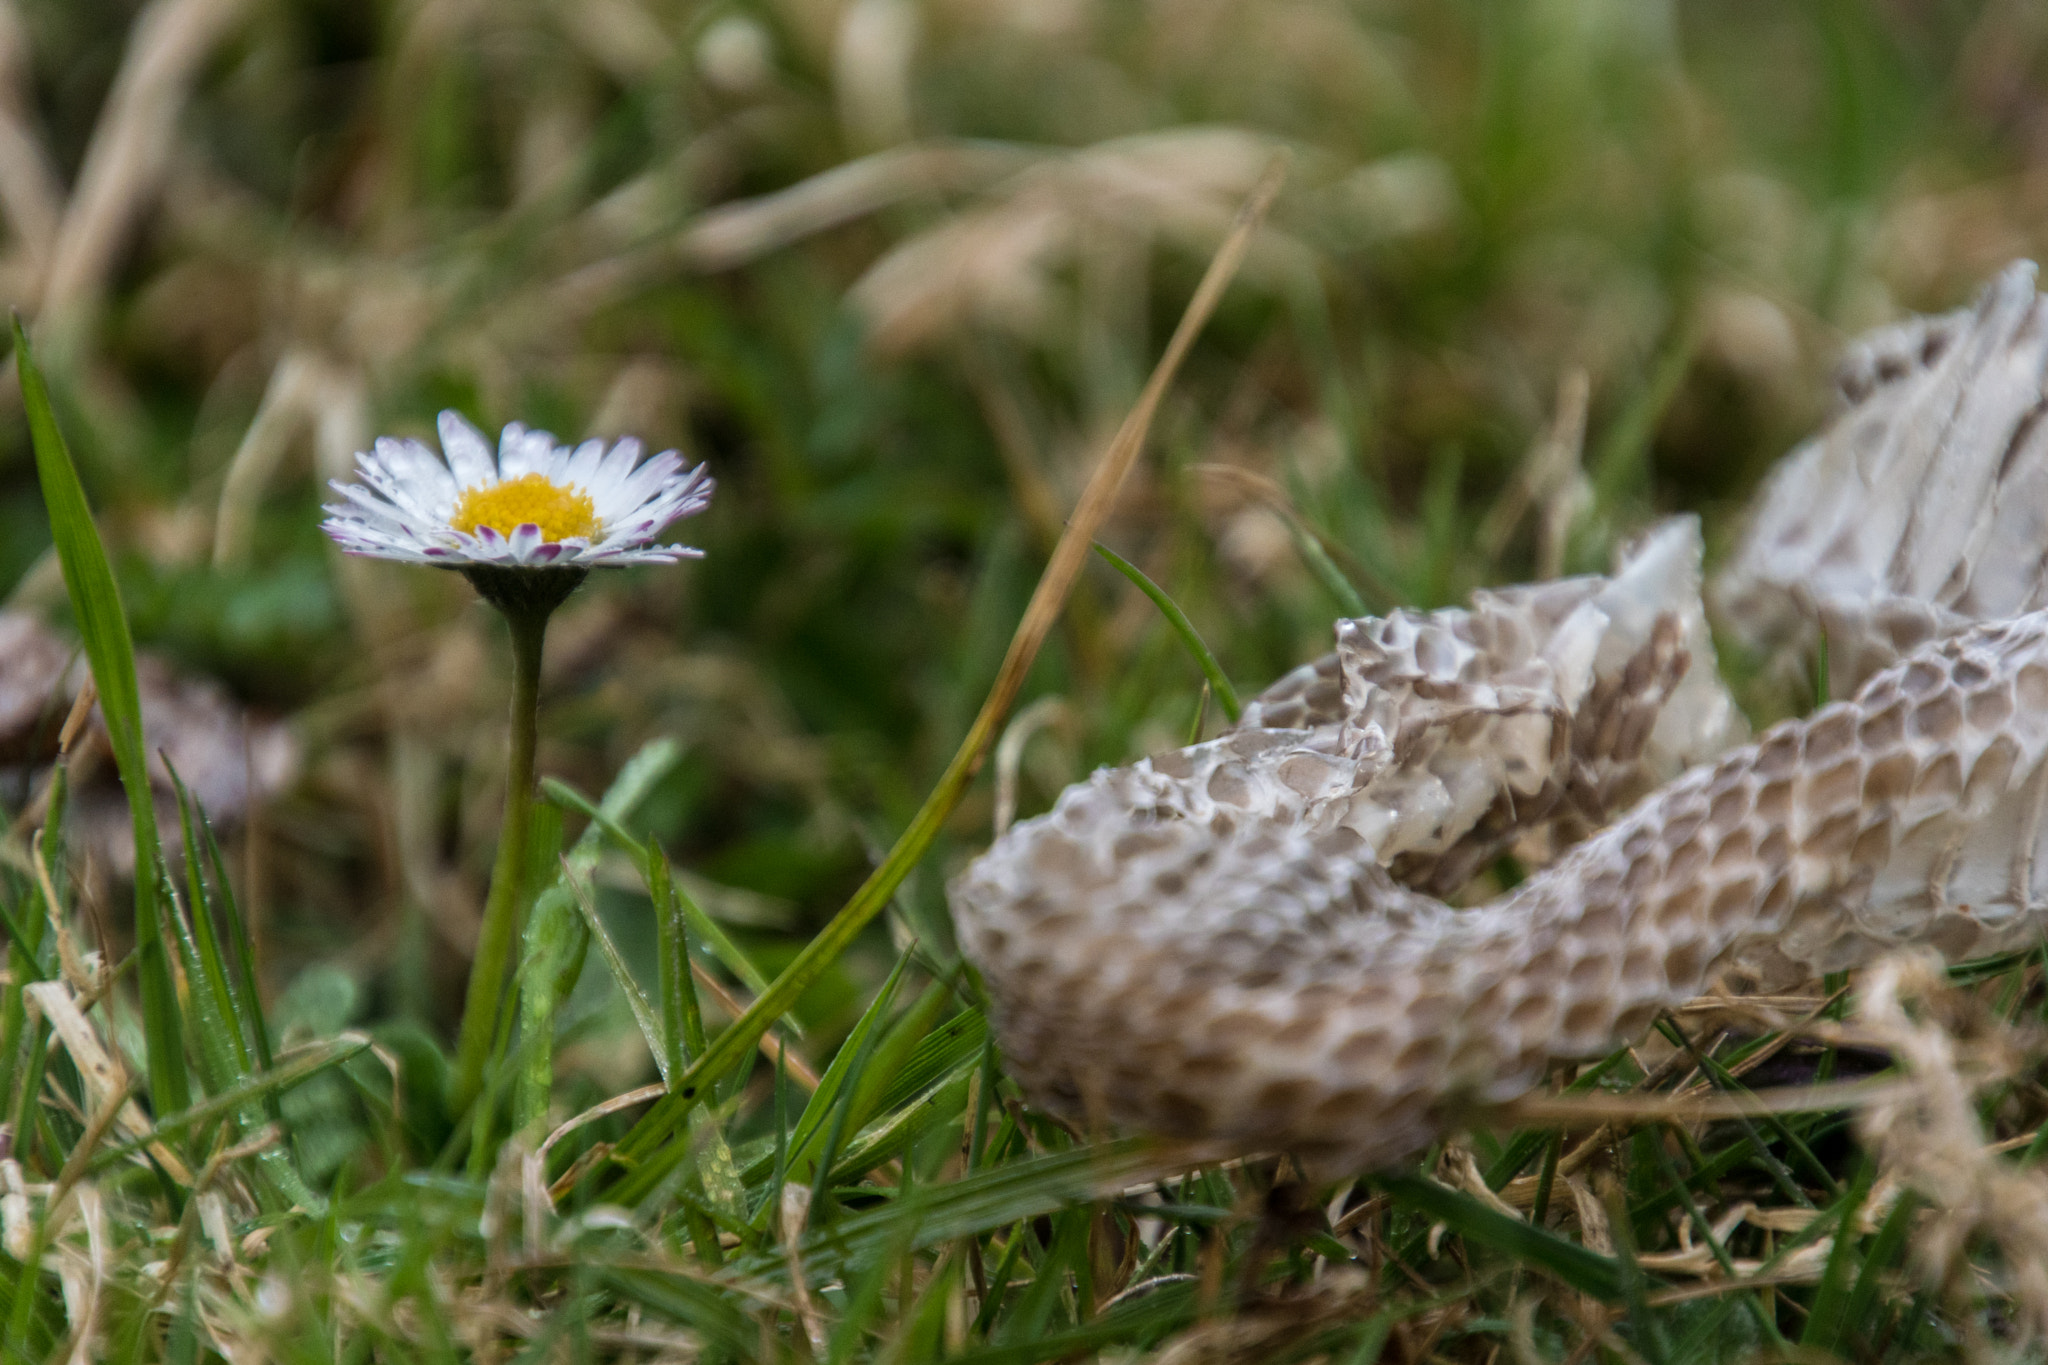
[453,601,550,1111]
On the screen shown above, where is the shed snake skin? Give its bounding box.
[951,260,2048,1174]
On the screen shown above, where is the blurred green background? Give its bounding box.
[6,0,2046,1078]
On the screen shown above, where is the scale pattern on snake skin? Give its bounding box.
[1229,517,1744,895]
[953,261,2048,1175]
[956,615,2048,1174]
[1718,259,2048,695]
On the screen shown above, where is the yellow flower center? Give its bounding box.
[449,474,599,542]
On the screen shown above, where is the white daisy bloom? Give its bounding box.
[322,410,713,568]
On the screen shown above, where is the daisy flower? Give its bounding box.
[322,409,714,571]
[320,409,713,1106]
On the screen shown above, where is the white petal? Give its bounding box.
[527,539,574,565]
[469,525,518,562]
[601,544,699,565]
[616,469,715,539]
[590,438,644,505]
[563,439,608,494]
[439,411,498,487]
[372,436,459,508]
[608,451,686,515]
[340,546,440,565]
[672,467,716,516]
[522,427,564,478]
[354,459,442,526]
[588,523,649,553]
[506,523,548,562]
[495,422,529,477]
[335,534,431,560]
[361,450,448,523]
[499,423,558,480]
[349,523,454,557]
[591,519,676,553]
[327,481,420,534]
[323,523,443,564]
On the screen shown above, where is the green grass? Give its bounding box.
[2,0,2048,1358]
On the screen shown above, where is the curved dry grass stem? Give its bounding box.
[1490,1076,1920,1127]
[993,695,1071,837]
[680,141,1033,271]
[0,1,60,268]
[605,152,1290,1187]
[537,1083,667,1168]
[985,151,1290,725]
[38,0,254,348]
[687,960,823,1091]
[213,352,364,570]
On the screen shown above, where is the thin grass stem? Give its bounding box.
[1092,542,1240,721]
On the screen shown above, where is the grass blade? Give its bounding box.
[733,1137,1179,1287]
[596,1269,755,1360]
[561,868,668,1084]
[88,1037,370,1170]
[1589,322,1699,515]
[1092,542,1240,721]
[806,964,921,1206]
[156,855,242,1097]
[760,950,913,1214]
[1843,1189,1918,1353]
[1373,1171,1626,1302]
[166,771,254,1080]
[525,740,691,1083]
[651,854,706,1072]
[1292,513,1369,617]
[1800,1159,1874,1353]
[0,763,61,1110]
[198,812,273,1075]
[996,1206,1089,1342]
[541,777,778,1006]
[828,1046,977,1185]
[14,318,188,1115]
[512,803,582,1137]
